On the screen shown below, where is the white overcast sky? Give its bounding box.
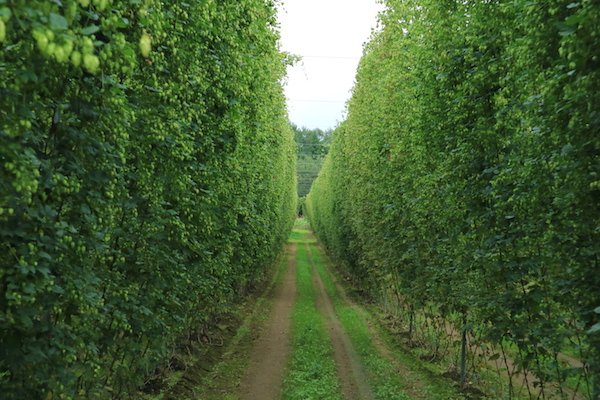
[276,0,385,131]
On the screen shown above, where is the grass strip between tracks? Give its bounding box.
[309,243,469,400]
[281,230,341,400]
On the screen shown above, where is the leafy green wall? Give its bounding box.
[307,0,600,395]
[0,0,296,398]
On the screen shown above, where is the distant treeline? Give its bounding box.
[292,123,331,197]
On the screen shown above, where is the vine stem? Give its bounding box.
[460,311,468,388]
[500,340,514,399]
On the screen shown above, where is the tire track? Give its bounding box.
[306,242,375,400]
[321,253,427,399]
[237,243,297,399]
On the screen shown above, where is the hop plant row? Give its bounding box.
[0,0,297,398]
[307,0,600,397]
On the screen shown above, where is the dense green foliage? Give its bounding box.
[0,0,296,398]
[307,0,600,397]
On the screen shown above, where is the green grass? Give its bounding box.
[288,229,315,243]
[288,219,317,243]
[294,217,311,229]
[307,244,413,399]
[132,247,293,400]
[190,249,293,400]
[309,243,470,400]
[281,242,341,400]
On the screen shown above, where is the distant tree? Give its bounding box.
[291,123,332,158]
[291,122,332,198]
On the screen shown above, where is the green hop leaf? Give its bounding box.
[49,13,68,31]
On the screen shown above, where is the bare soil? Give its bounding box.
[306,242,375,400]
[153,230,589,400]
[316,244,430,399]
[236,237,376,400]
[236,242,297,399]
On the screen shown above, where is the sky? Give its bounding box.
[276,0,385,131]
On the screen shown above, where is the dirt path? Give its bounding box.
[306,242,375,400]
[315,244,428,399]
[236,243,297,399]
